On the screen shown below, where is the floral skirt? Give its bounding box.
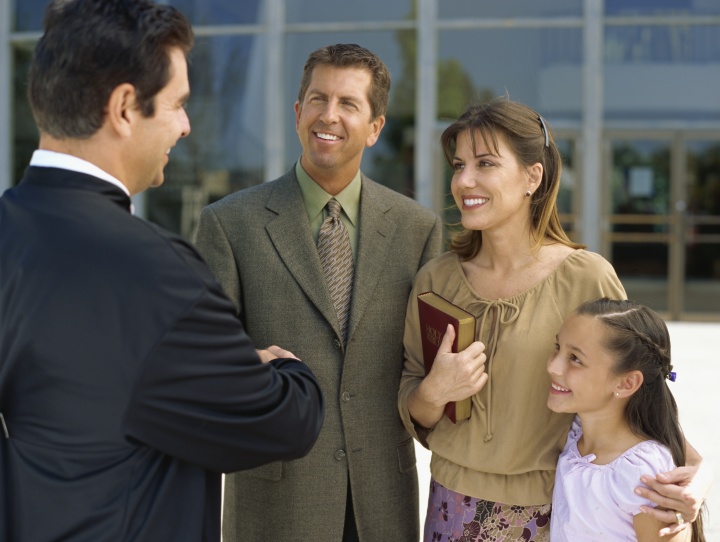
[424,478,551,542]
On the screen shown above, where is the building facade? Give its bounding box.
[2,0,719,320]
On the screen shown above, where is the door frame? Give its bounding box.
[603,130,720,321]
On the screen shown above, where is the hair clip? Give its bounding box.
[666,371,677,382]
[538,115,550,148]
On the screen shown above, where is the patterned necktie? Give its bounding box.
[317,198,354,343]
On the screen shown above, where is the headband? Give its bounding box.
[538,115,550,148]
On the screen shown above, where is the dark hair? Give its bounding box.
[441,98,583,260]
[297,43,391,120]
[576,298,705,542]
[28,0,194,139]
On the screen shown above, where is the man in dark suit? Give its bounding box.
[0,1,323,541]
[195,44,443,541]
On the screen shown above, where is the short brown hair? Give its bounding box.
[297,43,391,120]
[441,98,583,259]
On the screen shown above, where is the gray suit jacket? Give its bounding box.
[195,169,442,541]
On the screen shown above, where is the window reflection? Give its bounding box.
[609,139,671,313]
[610,141,670,222]
[605,0,720,16]
[170,0,263,25]
[439,29,583,122]
[605,25,720,63]
[148,35,265,239]
[439,0,582,19]
[286,0,412,23]
[684,140,720,314]
[556,138,577,236]
[12,45,37,186]
[604,25,720,121]
[13,0,46,32]
[13,0,264,31]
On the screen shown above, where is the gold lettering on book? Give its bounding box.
[425,324,442,348]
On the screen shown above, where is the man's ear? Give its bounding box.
[106,83,138,137]
[365,114,386,148]
[294,101,302,132]
[615,370,644,398]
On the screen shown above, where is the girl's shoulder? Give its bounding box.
[612,439,675,478]
[608,440,676,515]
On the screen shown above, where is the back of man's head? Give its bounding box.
[28,0,194,140]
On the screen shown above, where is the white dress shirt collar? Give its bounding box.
[30,150,131,198]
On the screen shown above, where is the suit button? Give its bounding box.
[341,391,351,402]
[333,339,342,350]
[334,449,346,461]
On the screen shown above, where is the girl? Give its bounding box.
[547,297,704,542]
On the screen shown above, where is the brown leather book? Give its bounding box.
[417,291,476,423]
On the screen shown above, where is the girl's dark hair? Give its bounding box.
[28,0,194,139]
[576,298,705,542]
[441,98,584,260]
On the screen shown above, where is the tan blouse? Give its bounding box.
[398,249,626,506]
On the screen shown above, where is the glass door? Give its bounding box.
[605,133,720,320]
[605,137,672,314]
[683,139,720,318]
[555,136,580,241]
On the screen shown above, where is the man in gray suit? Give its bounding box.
[195,44,443,541]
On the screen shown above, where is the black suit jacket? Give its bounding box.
[0,166,324,541]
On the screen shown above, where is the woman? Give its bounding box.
[398,99,706,541]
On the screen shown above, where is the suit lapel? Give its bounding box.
[264,175,341,334]
[349,179,396,339]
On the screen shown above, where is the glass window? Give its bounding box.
[438,28,583,122]
[439,0,581,19]
[604,25,720,121]
[556,138,577,236]
[286,0,413,23]
[684,139,720,314]
[284,31,416,197]
[14,0,46,32]
[170,0,263,26]
[610,140,671,220]
[12,44,38,186]
[147,35,265,238]
[608,139,671,313]
[605,0,720,16]
[13,0,264,31]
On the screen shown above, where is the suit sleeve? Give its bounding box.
[123,283,324,473]
[194,206,243,316]
[421,215,444,268]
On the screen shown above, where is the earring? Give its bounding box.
[615,392,620,397]
[525,190,532,197]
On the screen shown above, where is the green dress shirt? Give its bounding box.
[295,161,360,261]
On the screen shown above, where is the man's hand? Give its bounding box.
[256,345,299,364]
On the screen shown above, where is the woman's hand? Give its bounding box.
[635,453,713,536]
[407,324,488,428]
